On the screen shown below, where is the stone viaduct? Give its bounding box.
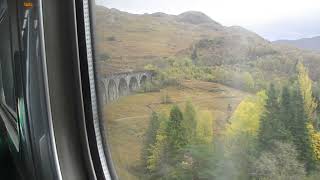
[98,71,153,104]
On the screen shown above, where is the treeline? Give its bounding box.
[257,63,320,171]
[223,62,320,179]
[144,57,288,93]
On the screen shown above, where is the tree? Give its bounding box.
[226,90,267,137]
[297,62,317,125]
[107,36,116,41]
[195,110,214,145]
[243,72,255,91]
[166,105,188,162]
[179,110,215,180]
[296,63,319,171]
[258,84,288,151]
[191,45,198,64]
[182,101,197,144]
[191,110,215,179]
[307,124,320,161]
[252,141,306,180]
[290,88,316,172]
[142,112,161,167]
[147,117,168,173]
[221,91,267,180]
[147,103,216,179]
[278,86,294,142]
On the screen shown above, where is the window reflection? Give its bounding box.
[0,4,16,113]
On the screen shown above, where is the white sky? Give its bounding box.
[95,0,320,40]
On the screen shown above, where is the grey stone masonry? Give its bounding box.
[97,71,153,104]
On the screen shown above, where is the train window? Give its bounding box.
[0,1,16,115]
[90,0,320,179]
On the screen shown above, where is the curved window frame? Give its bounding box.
[75,0,118,179]
[77,0,118,179]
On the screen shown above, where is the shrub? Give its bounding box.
[107,36,116,41]
[139,81,160,93]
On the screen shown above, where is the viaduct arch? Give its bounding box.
[98,71,153,104]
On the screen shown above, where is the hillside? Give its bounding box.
[94,6,223,58]
[95,5,320,180]
[274,36,320,52]
[94,5,320,80]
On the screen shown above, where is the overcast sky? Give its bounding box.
[95,0,320,41]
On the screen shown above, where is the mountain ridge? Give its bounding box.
[273,36,320,52]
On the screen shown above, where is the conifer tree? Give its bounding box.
[166,105,187,161]
[142,112,160,167]
[279,86,293,142]
[183,101,197,144]
[258,84,287,151]
[147,117,168,173]
[290,88,316,172]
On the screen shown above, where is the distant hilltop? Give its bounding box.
[274,36,320,52]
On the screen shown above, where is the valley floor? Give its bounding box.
[102,80,249,179]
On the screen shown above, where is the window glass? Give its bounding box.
[93,1,320,179]
[0,3,16,113]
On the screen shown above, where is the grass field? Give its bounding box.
[102,80,249,179]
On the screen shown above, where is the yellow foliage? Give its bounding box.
[144,64,158,71]
[195,110,214,144]
[147,120,167,172]
[297,63,320,161]
[226,91,267,137]
[297,62,317,122]
[307,123,320,161]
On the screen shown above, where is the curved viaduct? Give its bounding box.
[98,71,153,104]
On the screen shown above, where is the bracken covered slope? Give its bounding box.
[94,5,320,80]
